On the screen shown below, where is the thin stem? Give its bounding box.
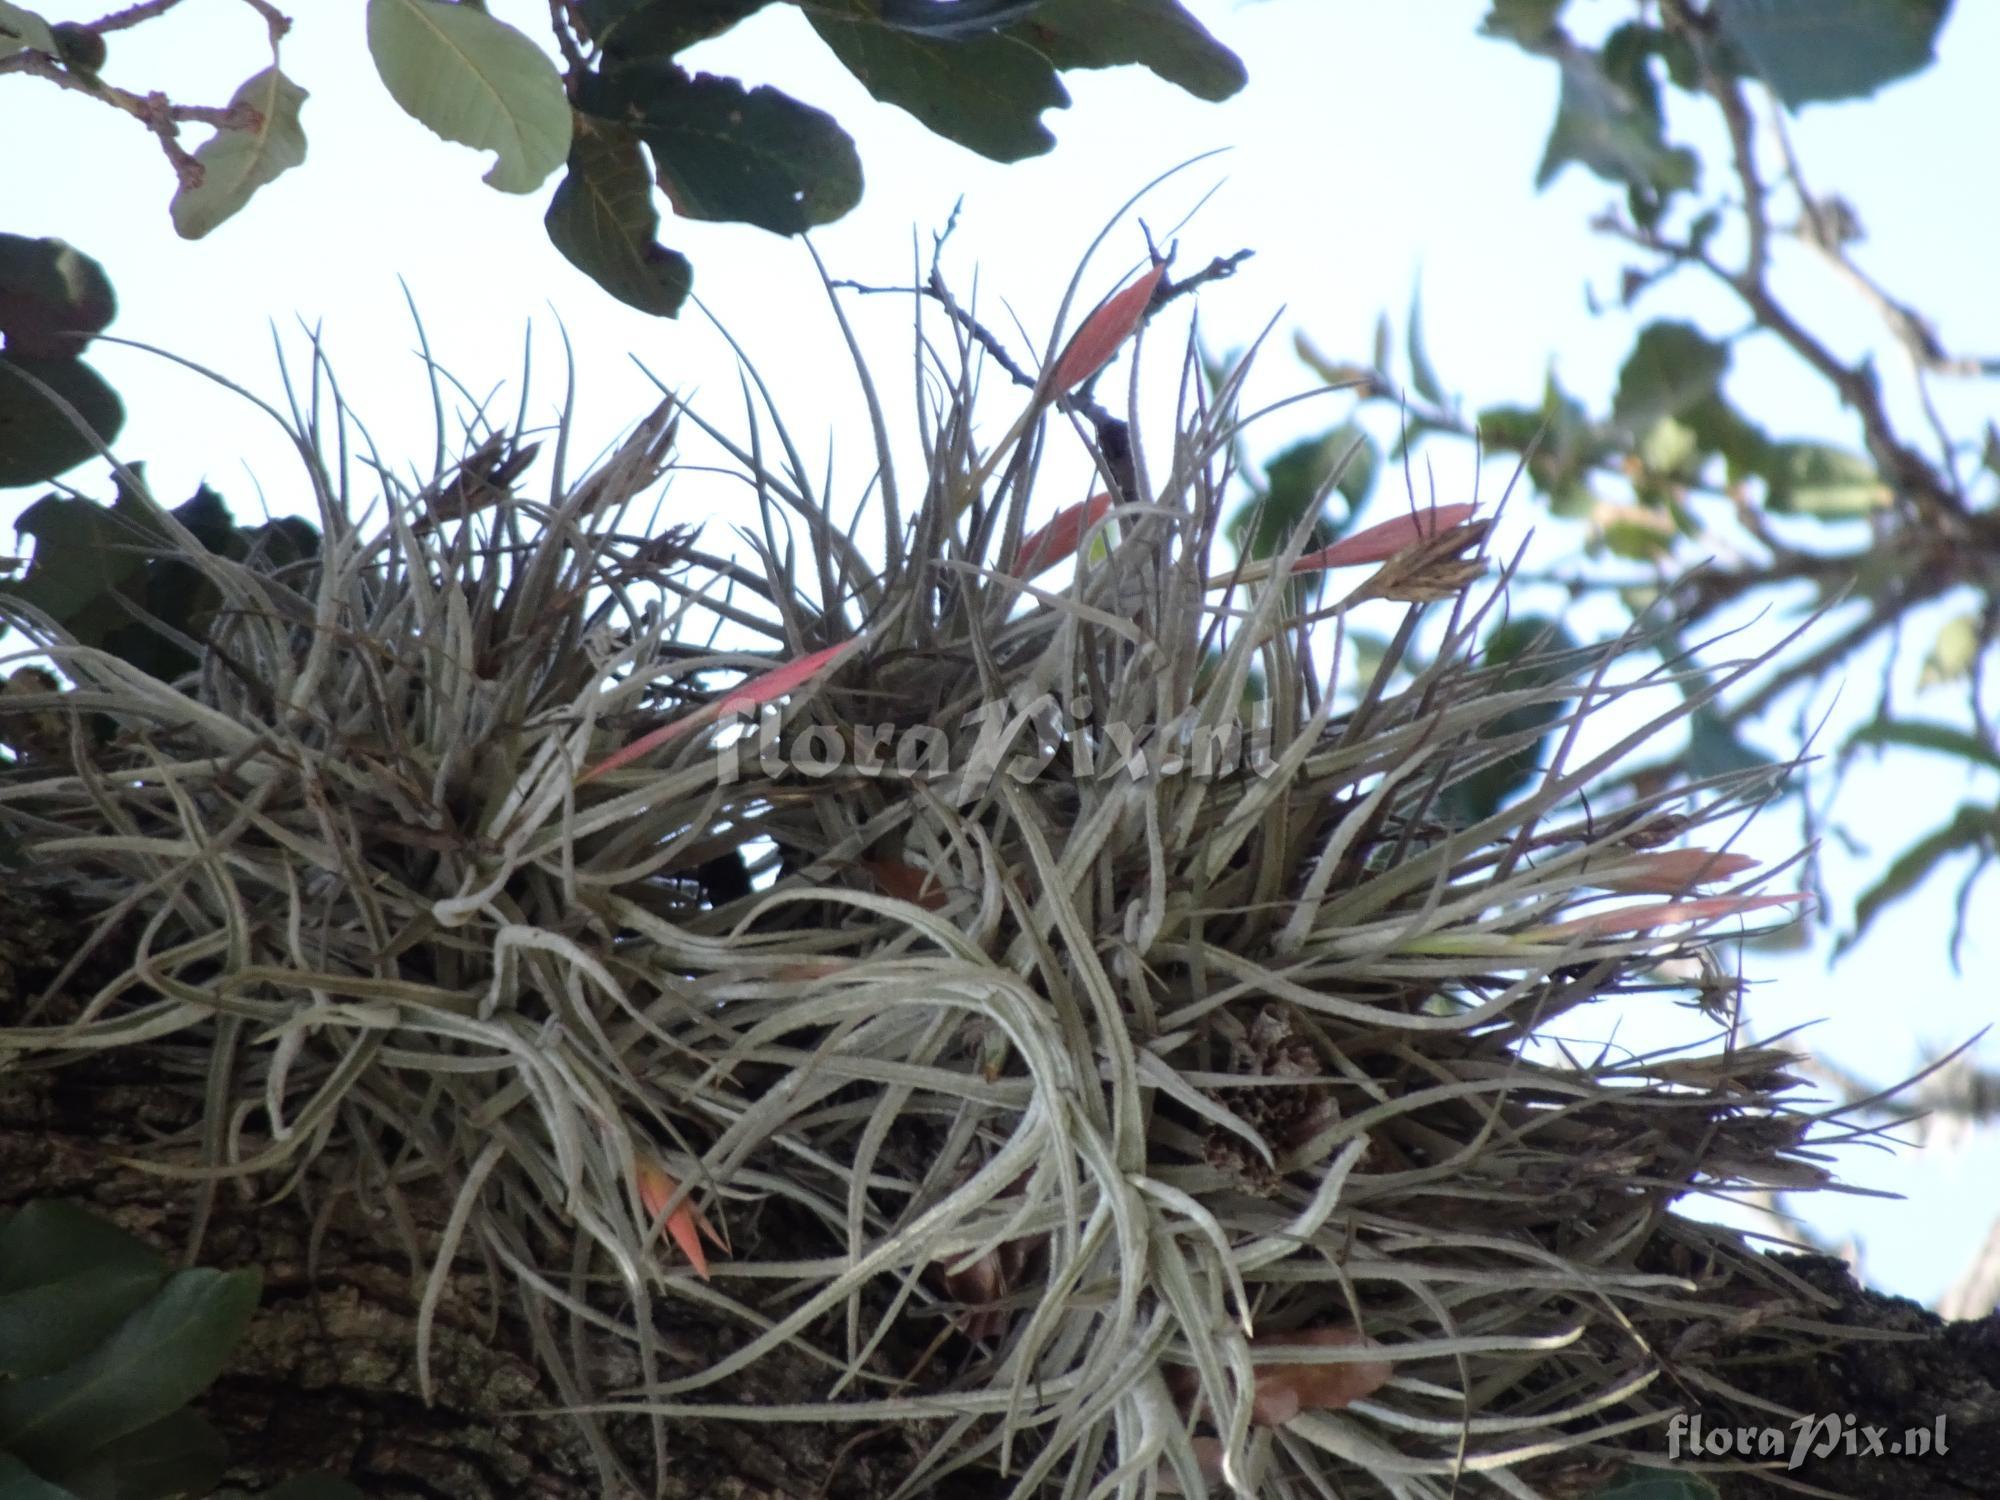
[86,0,186,32]
[0,49,258,189]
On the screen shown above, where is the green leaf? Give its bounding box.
[1388,412,1447,462]
[0,3,56,61]
[1683,707,1773,779]
[1406,284,1445,406]
[0,355,123,488]
[1480,0,1566,47]
[0,235,116,359]
[170,66,309,240]
[1714,0,1948,108]
[1597,501,1678,561]
[0,1270,170,1380]
[877,0,1043,36]
[1612,320,1728,433]
[544,120,692,316]
[1846,802,1996,951]
[578,0,772,59]
[1681,393,1772,482]
[0,1267,261,1474]
[1847,716,2000,773]
[2,490,158,652]
[1233,422,1378,561]
[1761,441,1890,516]
[1636,416,1700,479]
[1478,373,1603,516]
[1653,26,1701,90]
[1291,332,1376,393]
[1919,613,1982,691]
[1440,615,1578,824]
[1536,38,1697,202]
[0,1452,78,1500]
[0,1207,170,1381]
[0,480,256,679]
[366,0,570,193]
[1476,403,1542,452]
[1345,628,1399,689]
[1288,423,1378,515]
[999,0,1246,102]
[0,1203,166,1298]
[806,0,1067,162]
[577,64,861,233]
[40,1409,227,1500]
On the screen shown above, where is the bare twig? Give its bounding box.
[1156,249,1254,311]
[1650,0,1969,526]
[235,0,291,44]
[547,0,586,73]
[1769,108,1999,382]
[85,0,187,32]
[0,47,262,189]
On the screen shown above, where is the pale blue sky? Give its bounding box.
[5,0,1996,1307]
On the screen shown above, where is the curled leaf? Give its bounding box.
[170,66,310,240]
[366,0,570,193]
[1047,261,1167,396]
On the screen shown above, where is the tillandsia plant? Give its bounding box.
[0,223,1875,1500]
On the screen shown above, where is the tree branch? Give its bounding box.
[1650,1,1969,527]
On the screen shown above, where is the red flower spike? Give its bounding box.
[1008,493,1114,578]
[1543,891,1808,941]
[581,639,859,782]
[636,1158,727,1280]
[1048,262,1168,396]
[1592,849,1761,894]
[1289,503,1478,574]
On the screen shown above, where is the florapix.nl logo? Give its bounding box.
[714,693,1288,791]
[1666,1410,1950,1472]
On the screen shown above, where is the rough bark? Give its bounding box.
[3,885,1996,1499]
[0,883,924,1500]
[1700,1252,2000,1498]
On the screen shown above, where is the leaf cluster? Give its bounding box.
[0,236,121,491]
[0,1200,360,1500]
[1252,0,1998,955]
[0,251,1854,1498]
[0,0,1242,320]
